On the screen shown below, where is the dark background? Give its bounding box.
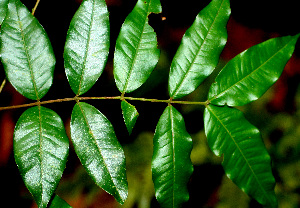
[0,0,300,207]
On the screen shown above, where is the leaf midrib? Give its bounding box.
[171,0,227,99]
[207,105,273,204]
[209,37,294,103]
[37,105,45,207]
[16,4,39,100]
[169,106,176,207]
[121,2,150,94]
[77,102,122,200]
[77,0,96,96]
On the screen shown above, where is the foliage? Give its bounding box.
[70,102,128,204]
[64,0,109,96]
[152,105,193,208]
[13,106,69,207]
[0,0,299,207]
[1,0,55,100]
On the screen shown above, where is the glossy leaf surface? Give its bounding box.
[204,105,277,207]
[0,0,8,24]
[208,34,300,106]
[152,106,193,208]
[121,100,139,135]
[64,0,110,95]
[114,0,161,94]
[71,102,128,204]
[14,106,69,208]
[169,0,230,99]
[49,195,72,208]
[0,0,55,100]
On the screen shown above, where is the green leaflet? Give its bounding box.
[121,100,139,135]
[208,34,300,106]
[204,105,277,207]
[0,0,8,24]
[169,0,230,99]
[14,106,69,208]
[152,105,193,208]
[0,0,55,100]
[49,195,72,208]
[114,0,161,94]
[71,102,128,204]
[64,0,110,95]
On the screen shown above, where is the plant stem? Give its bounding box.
[124,96,170,103]
[0,79,6,94]
[32,0,41,15]
[0,97,75,111]
[0,96,207,111]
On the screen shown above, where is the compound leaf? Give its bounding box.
[208,34,300,106]
[169,0,230,99]
[204,105,277,207]
[121,100,139,135]
[0,0,55,100]
[49,195,72,208]
[114,0,161,94]
[152,105,193,208]
[71,102,128,204]
[14,106,69,208]
[0,0,8,24]
[64,0,110,95]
